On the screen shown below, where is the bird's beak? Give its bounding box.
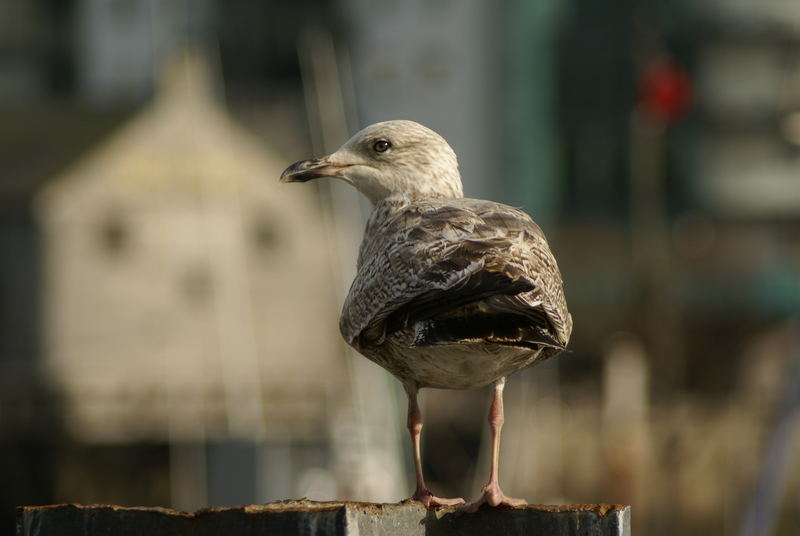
[280,155,349,183]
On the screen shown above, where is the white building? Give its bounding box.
[36,53,352,506]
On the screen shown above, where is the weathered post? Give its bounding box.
[17,501,630,536]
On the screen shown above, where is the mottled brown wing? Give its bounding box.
[339,198,572,354]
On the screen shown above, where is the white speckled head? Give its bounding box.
[281,120,463,204]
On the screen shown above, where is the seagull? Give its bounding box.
[281,120,571,511]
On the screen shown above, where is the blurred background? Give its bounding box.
[1,0,799,534]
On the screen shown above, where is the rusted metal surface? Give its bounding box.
[17,500,631,536]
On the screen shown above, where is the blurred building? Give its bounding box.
[36,51,351,508]
[38,52,342,445]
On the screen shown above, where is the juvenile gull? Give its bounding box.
[281,120,572,510]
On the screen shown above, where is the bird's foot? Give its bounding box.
[460,482,526,513]
[408,488,465,508]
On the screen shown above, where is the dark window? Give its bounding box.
[99,217,129,256]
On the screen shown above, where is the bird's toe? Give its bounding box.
[410,489,465,508]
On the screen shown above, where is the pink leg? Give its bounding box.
[404,383,464,507]
[462,377,527,512]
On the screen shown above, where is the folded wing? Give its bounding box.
[340,199,572,356]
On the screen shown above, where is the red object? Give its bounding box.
[638,56,692,124]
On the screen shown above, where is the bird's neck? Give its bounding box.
[367,185,464,206]
[357,169,463,206]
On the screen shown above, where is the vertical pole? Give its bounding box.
[508,0,562,230]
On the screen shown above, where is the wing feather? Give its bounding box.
[340,198,572,353]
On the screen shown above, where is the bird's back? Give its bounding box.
[340,197,571,389]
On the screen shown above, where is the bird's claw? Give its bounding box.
[460,482,526,513]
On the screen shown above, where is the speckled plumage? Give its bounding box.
[281,119,572,507]
[340,196,571,389]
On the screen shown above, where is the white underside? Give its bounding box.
[363,338,542,389]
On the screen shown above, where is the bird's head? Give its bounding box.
[280,120,463,204]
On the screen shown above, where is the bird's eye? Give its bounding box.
[373,140,391,153]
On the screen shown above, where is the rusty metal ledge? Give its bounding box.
[17,500,631,536]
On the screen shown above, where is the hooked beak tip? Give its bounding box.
[280,156,347,183]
